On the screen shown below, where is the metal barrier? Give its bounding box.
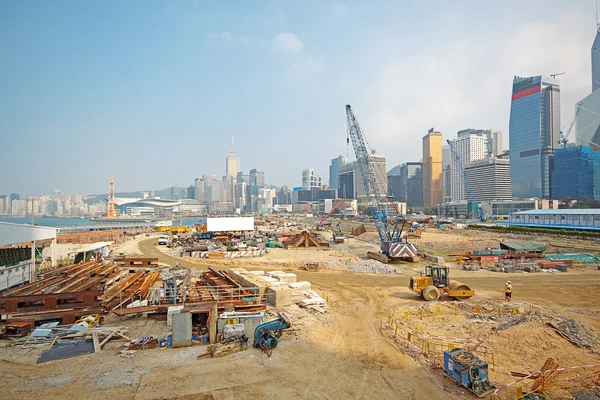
[382,313,496,370]
[395,302,528,321]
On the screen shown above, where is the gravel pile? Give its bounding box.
[348,260,400,274]
[554,317,598,348]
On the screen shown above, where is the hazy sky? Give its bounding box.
[0,0,597,195]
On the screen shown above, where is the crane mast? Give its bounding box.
[345,105,417,261]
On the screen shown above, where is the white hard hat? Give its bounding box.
[506,281,511,284]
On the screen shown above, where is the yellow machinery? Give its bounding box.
[409,266,474,301]
[157,226,189,233]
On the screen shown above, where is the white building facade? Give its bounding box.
[449,130,487,202]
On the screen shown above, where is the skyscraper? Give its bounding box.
[449,129,487,202]
[442,145,451,203]
[422,129,443,207]
[576,27,600,149]
[226,136,240,179]
[301,169,322,190]
[329,155,345,195]
[509,76,561,198]
[593,26,600,92]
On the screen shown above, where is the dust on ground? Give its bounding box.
[2,227,600,399]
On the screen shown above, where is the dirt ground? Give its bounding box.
[1,228,600,399]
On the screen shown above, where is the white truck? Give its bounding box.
[157,235,168,245]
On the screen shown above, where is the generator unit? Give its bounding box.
[443,349,496,398]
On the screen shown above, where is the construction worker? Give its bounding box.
[504,281,512,302]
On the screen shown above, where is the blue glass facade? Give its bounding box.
[551,146,600,200]
[509,76,560,199]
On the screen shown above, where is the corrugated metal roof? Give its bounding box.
[499,241,547,252]
[0,222,57,246]
[505,222,600,231]
[511,209,600,215]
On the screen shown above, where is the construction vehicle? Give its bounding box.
[409,265,474,301]
[444,349,496,398]
[253,312,292,357]
[345,105,417,262]
[332,232,345,244]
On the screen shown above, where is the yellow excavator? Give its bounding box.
[409,265,474,301]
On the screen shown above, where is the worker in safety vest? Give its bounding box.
[504,281,512,302]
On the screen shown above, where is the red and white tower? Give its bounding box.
[107,174,116,217]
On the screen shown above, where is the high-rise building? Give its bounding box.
[302,169,322,190]
[509,75,561,199]
[576,28,600,149]
[551,145,600,200]
[422,129,443,207]
[449,129,487,202]
[338,153,387,205]
[465,158,512,202]
[329,156,345,195]
[593,26,600,92]
[277,186,292,205]
[442,145,451,203]
[194,178,204,202]
[226,136,240,179]
[249,169,265,187]
[388,163,423,208]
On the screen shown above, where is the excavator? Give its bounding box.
[409,265,474,301]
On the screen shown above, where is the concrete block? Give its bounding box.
[289,281,311,290]
[276,273,297,283]
[266,286,292,307]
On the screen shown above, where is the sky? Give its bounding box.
[0,0,597,196]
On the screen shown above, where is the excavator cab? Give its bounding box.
[425,265,449,288]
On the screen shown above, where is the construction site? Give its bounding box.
[1,106,599,400]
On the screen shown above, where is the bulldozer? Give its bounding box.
[409,265,474,301]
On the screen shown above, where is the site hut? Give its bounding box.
[0,222,58,291]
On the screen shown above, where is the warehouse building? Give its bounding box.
[508,209,600,230]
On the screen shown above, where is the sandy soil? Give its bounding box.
[2,228,599,399]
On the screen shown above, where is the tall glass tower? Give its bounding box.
[509,76,561,199]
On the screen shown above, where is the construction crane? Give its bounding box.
[550,72,565,79]
[345,105,417,262]
[446,140,485,222]
[317,199,356,227]
[559,105,582,148]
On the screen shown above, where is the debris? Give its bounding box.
[126,336,158,350]
[348,259,399,274]
[548,317,598,348]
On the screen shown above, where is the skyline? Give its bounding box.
[0,1,597,195]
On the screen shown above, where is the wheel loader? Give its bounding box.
[409,265,474,301]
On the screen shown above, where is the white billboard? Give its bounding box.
[206,217,254,232]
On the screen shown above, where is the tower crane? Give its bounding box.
[345,105,417,262]
[447,140,485,222]
[559,105,581,148]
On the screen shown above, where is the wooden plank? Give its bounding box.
[92,331,100,352]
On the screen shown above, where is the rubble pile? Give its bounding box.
[553,317,598,348]
[348,260,399,274]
